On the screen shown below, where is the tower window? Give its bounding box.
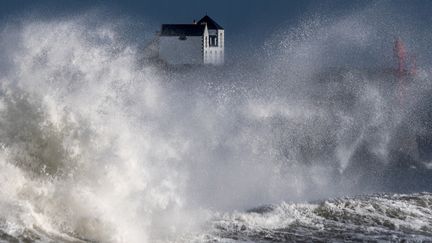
[209,35,218,47]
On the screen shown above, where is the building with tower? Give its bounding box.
[146,15,224,65]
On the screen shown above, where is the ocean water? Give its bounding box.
[0,3,432,243]
[195,193,432,242]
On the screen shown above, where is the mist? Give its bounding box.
[0,1,431,242]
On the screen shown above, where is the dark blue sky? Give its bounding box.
[1,1,429,40]
[1,0,432,64]
[0,0,372,44]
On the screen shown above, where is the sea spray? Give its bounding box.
[0,4,431,242]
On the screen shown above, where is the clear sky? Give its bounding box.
[0,0,374,45]
[1,0,432,65]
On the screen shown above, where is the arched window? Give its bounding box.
[209,36,218,47]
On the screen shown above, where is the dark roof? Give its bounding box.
[160,24,205,36]
[197,15,224,30]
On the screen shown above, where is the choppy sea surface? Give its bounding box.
[2,193,432,242]
[197,193,432,242]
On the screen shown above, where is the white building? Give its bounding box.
[156,15,224,65]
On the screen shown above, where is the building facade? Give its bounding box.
[157,15,224,65]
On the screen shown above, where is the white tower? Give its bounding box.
[198,15,224,65]
[154,15,224,65]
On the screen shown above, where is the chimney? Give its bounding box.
[193,19,196,24]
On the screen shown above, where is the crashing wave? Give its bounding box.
[0,2,431,242]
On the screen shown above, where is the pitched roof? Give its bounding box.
[160,24,205,36]
[197,15,224,30]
